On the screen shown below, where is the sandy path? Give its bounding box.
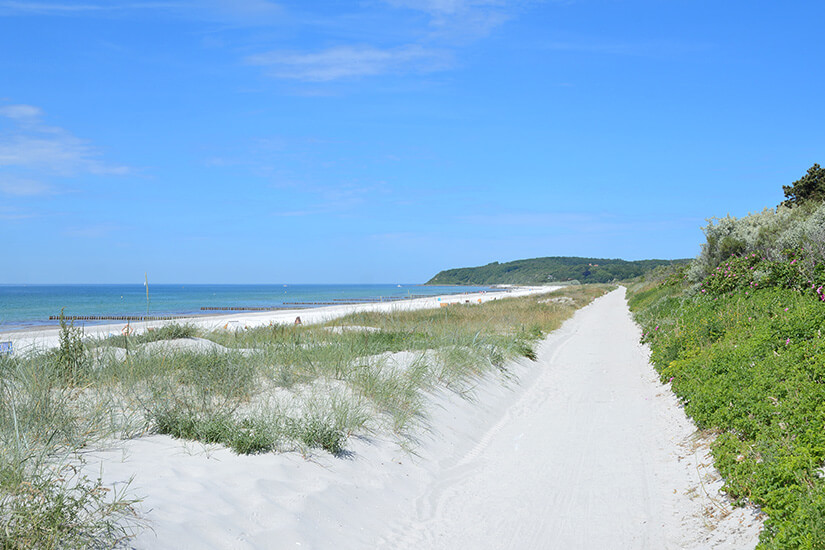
[91,288,761,549]
[379,287,762,549]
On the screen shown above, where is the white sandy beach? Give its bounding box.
[1,286,551,354]
[79,288,762,549]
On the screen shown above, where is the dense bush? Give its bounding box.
[631,232,825,549]
[688,201,825,283]
[697,250,825,302]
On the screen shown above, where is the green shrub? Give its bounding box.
[0,462,137,550]
[292,418,345,455]
[54,310,88,384]
[631,275,825,549]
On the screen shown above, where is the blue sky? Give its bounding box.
[1,0,824,283]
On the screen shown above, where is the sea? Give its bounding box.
[0,284,496,332]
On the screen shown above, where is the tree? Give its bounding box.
[782,163,825,207]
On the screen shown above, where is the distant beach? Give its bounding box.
[0,285,518,356]
[0,283,497,333]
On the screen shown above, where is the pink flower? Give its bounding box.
[784,307,789,312]
[786,338,791,345]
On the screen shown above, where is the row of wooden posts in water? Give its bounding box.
[49,315,189,321]
[50,293,499,321]
[200,306,290,311]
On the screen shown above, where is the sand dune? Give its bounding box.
[86,288,761,549]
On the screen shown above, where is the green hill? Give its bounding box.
[426,256,689,285]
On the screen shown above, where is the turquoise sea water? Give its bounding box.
[0,284,495,331]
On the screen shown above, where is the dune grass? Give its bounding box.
[0,284,611,547]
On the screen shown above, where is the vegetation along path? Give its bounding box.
[383,288,762,549]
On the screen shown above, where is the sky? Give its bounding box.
[1,0,824,284]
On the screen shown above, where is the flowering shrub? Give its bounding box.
[630,279,825,550]
[689,201,825,283]
[698,248,825,303]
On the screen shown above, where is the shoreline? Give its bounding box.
[0,283,502,334]
[1,286,558,354]
[84,287,762,548]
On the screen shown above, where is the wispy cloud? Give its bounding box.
[384,0,523,39]
[0,104,44,121]
[0,0,283,24]
[246,45,451,81]
[384,0,514,19]
[0,205,35,220]
[0,110,130,176]
[0,1,184,14]
[243,1,526,82]
[0,176,55,196]
[0,134,130,176]
[0,103,130,193]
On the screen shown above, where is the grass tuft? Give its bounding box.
[0,284,611,545]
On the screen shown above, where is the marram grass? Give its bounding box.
[0,284,611,548]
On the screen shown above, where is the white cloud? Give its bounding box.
[0,0,282,24]
[0,103,130,181]
[0,104,43,121]
[0,205,34,220]
[0,1,184,14]
[0,176,54,196]
[384,0,520,39]
[385,0,507,15]
[0,133,129,176]
[246,44,451,81]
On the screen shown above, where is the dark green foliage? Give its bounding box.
[631,266,825,549]
[232,418,277,455]
[513,340,537,361]
[55,310,88,384]
[293,418,345,455]
[427,256,688,285]
[783,163,825,207]
[152,406,346,455]
[152,407,280,454]
[102,323,198,349]
[697,249,825,302]
[0,462,137,550]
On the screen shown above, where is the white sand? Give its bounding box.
[86,288,762,548]
[1,287,551,355]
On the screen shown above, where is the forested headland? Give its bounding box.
[426,256,688,285]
